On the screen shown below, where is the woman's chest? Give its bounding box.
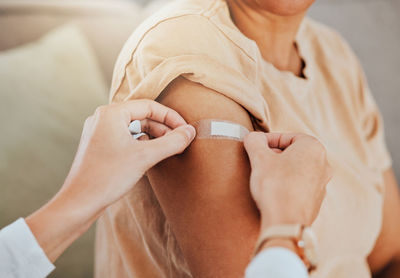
[256,70,372,172]
[253,76,385,271]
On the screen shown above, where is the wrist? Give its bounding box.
[260,238,297,254]
[260,213,303,230]
[53,179,107,233]
[26,180,105,262]
[254,224,319,272]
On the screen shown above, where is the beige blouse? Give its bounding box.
[95,0,392,277]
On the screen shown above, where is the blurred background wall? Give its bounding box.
[0,0,398,277]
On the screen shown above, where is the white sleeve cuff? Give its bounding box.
[0,218,55,278]
[245,247,308,278]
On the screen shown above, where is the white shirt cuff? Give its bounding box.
[0,218,55,278]
[245,247,308,278]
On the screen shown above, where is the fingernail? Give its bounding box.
[184,124,196,140]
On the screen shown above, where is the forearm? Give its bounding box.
[25,180,104,263]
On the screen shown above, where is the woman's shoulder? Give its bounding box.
[111,0,257,100]
[116,0,251,66]
[132,0,221,43]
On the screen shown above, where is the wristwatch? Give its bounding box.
[254,224,319,271]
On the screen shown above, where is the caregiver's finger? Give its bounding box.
[119,100,187,128]
[265,133,307,150]
[140,119,172,138]
[140,125,196,167]
[285,134,326,155]
[243,132,274,166]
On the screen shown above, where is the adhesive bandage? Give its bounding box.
[191,119,250,142]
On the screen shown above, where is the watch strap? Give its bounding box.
[254,224,318,271]
[254,224,302,255]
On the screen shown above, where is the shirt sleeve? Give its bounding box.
[357,67,392,171]
[245,247,308,278]
[109,14,269,127]
[0,218,55,278]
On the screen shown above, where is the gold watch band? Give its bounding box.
[253,224,318,272]
[254,224,303,255]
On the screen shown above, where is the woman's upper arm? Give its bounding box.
[147,76,260,277]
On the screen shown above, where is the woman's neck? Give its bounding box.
[227,0,305,76]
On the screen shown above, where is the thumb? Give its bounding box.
[140,124,196,166]
[243,132,274,169]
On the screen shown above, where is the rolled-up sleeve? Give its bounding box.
[356,65,392,172]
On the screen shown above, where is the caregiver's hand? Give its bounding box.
[244,132,332,230]
[63,100,196,209]
[26,100,195,263]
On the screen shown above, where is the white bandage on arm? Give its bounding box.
[192,119,250,141]
[245,247,309,278]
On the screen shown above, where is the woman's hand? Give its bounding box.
[26,100,195,263]
[243,132,332,229]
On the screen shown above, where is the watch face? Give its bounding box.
[303,227,319,267]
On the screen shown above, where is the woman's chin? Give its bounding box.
[254,0,315,16]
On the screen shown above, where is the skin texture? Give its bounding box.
[149,77,259,277]
[26,100,196,262]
